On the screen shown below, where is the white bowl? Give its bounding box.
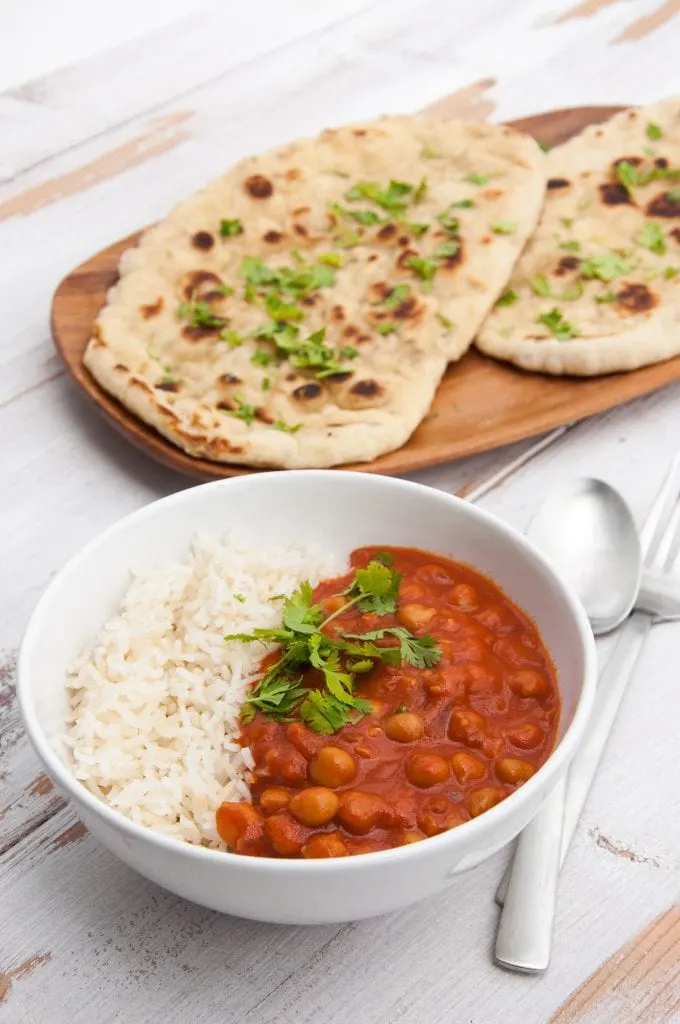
[18,471,596,924]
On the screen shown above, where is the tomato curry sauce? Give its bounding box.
[216,546,559,858]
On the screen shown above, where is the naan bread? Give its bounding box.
[477,98,680,376]
[85,115,545,468]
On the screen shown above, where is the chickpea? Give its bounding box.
[401,831,425,845]
[289,787,340,827]
[302,833,349,859]
[451,751,486,784]
[475,604,517,633]
[384,711,425,744]
[506,722,544,750]
[264,812,306,856]
[417,803,467,837]
[399,581,428,602]
[264,745,308,785]
[416,564,455,585]
[508,670,550,699]
[496,757,536,785]
[286,721,321,760]
[397,603,437,633]
[448,707,486,746]
[467,786,505,818]
[449,583,478,610]
[320,595,346,615]
[466,663,501,695]
[215,803,264,848]
[406,752,450,788]
[259,788,291,815]
[337,791,389,834]
[310,746,358,788]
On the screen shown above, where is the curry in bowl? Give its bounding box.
[63,534,558,859]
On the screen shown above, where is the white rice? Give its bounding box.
[63,534,338,848]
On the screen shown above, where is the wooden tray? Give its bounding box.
[51,104,680,482]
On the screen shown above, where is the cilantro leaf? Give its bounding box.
[536,307,579,341]
[227,396,256,426]
[464,172,490,186]
[636,221,666,256]
[346,627,441,668]
[405,254,438,281]
[646,122,663,141]
[176,301,226,329]
[451,199,474,209]
[281,581,324,634]
[436,312,454,333]
[580,251,632,282]
[346,179,414,213]
[376,322,397,335]
[491,221,517,234]
[559,240,581,252]
[220,219,244,238]
[273,419,303,433]
[299,690,372,735]
[318,252,344,267]
[434,241,460,260]
[349,560,403,614]
[530,274,552,297]
[496,288,518,307]
[385,284,411,308]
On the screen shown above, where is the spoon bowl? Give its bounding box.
[528,477,642,636]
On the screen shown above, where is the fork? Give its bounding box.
[494,454,680,973]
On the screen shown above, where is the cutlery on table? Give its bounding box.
[494,458,680,973]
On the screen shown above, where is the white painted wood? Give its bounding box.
[2,1,680,1020]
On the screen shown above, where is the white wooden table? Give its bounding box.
[2,2,680,1021]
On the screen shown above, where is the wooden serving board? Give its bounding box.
[51,104,680,482]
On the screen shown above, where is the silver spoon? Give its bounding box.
[494,478,642,972]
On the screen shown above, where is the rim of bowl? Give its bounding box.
[18,470,597,874]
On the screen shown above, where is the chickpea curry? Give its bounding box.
[216,547,559,858]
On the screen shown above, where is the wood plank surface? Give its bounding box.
[3,1,680,1021]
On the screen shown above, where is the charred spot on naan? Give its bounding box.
[244,174,274,199]
[554,255,580,276]
[182,325,219,342]
[670,227,680,244]
[182,270,223,300]
[301,293,320,307]
[615,282,658,314]
[337,379,388,410]
[284,168,302,182]
[263,229,285,244]
[331,305,346,323]
[547,178,570,191]
[599,182,634,206]
[611,156,642,170]
[155,380,180,392]
[655,157,669,169]
[377,223,398,242]
[646,192,680,217]
[291,382,326,410]
[192,231,214,251]
[255,407,275,425]
[114,363,129,373]
[129,377,155,396]
[140,297,164,319]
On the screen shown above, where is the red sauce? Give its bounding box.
[216,546,559,858]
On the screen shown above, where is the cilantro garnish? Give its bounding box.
[220,329,244,348]
[594,292,618,303]
[261,377,271,391]
[530,274,551,297]
[345,627,441,669]
[336,231,361,248]
[176,301,226,329]
[385,284,411,308]
[536,307,579,341]
[421,145,440,159]
[559,240,581,252]
[229,559,439,733]
[636,221,666,255]
[436,312,454,333]
[404,254,438,281]
[664,266,678,279]
[251,348,274,366]
[230,396,256,425]
[413,178,428,203]
[318,252,344,267]
[220,219,243,238]
[403,220,429,238]
[451,199,474,209]
[346,179,414,213]
[273,419,303,433]
[437,212,460,235]
[496,288,518,307]
[376,322,397,335]
[234,594,245,603]
[330,202,383,226]
[646,122,663,141]
[491,221,517,234]
[434,241,460,260]
[580,251,632,282]
[464,172,490,186]
[538,140,551,152]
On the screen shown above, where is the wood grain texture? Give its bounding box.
[5,1,680,1021]
[51,103,680,483]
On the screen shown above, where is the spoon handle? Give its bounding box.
[494,776,565,973]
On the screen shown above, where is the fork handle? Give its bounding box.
[495,612,652,910]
